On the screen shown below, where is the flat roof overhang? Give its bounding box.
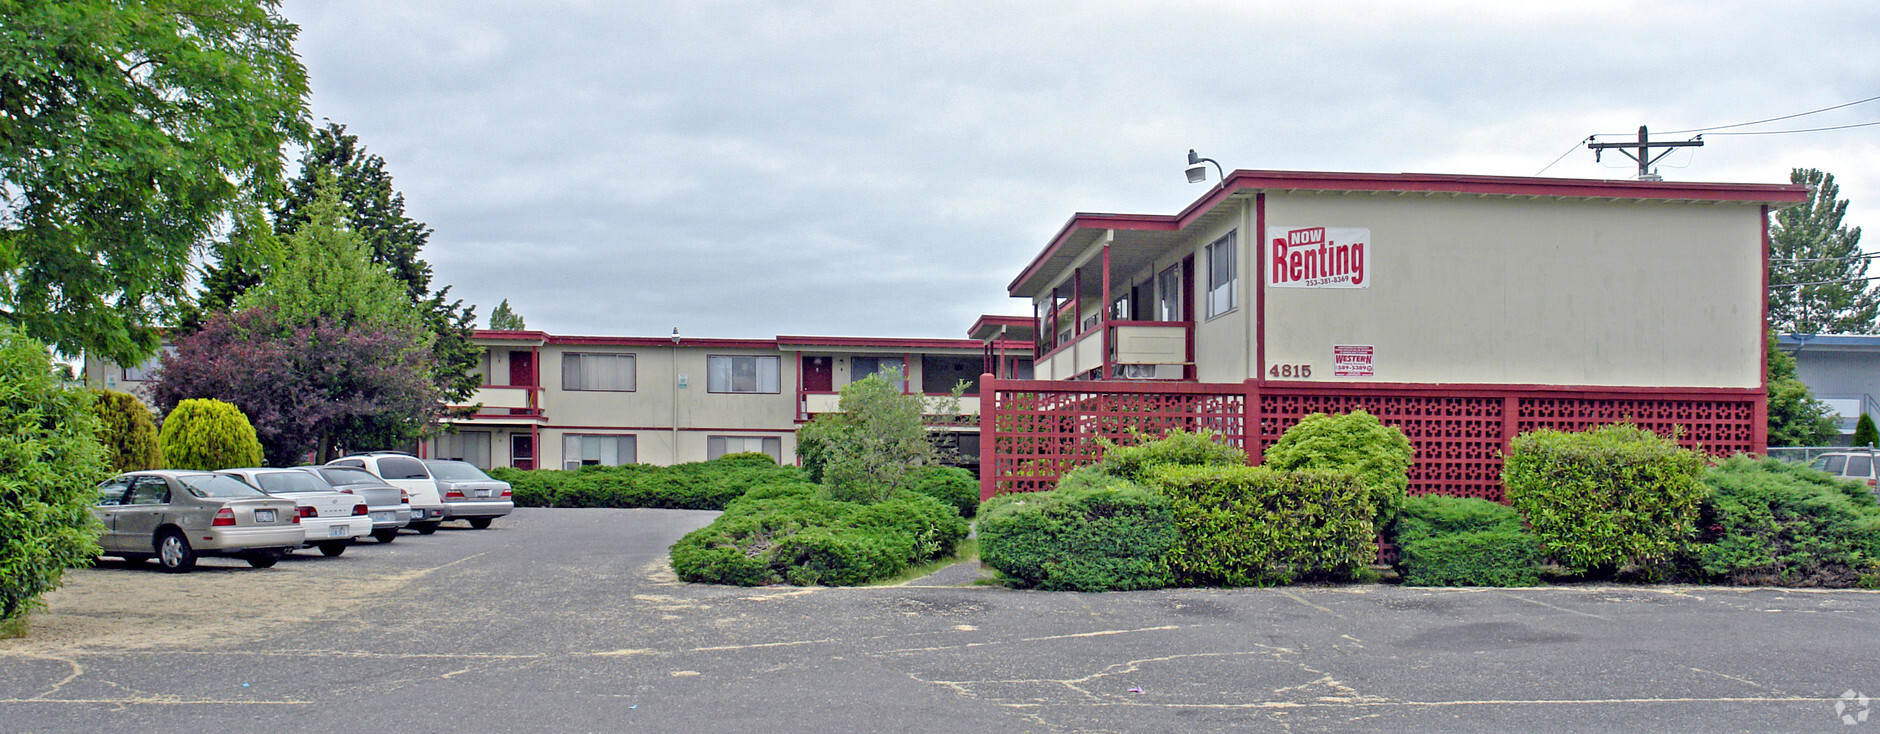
[1009,169,1811,299]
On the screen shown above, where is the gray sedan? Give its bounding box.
[424,460,514,529]
[94,470,305,572]
[295,465,413,543]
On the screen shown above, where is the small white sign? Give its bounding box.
[1334,345,1374,377]
[1268,226,1371,288]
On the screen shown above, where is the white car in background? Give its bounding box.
[297,465,412,543]
[327,453,446,534]
[218,468,373,556]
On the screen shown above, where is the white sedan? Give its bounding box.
[219,468,374,556]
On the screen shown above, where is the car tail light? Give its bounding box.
[400,490,410,503]
[353,503,369,516]
[444,489,465,499]
[212,508,236,526]
[500,488,511,498]
[338,487,355,494]
[299,505,317,519]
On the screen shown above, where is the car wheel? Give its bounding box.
[372,528,398,543]
[467,518,493,529]
[155,531,196,573]
[414,521,440,535]
[318,542,347,557]
[245,550,281,568]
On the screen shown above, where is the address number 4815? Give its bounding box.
[1269,364,1311,379]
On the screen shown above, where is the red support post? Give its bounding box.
[1101,244,1112,381]
[978,373,997,501]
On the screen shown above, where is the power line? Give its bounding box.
[1773,252,1880,264]
[1658,94,1880,135]
[1706,119,1880,136]
[1535,137,1591,176]
[1772,273,1880,288]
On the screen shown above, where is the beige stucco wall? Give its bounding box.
[1258,192,1764,388]
[534,344,799,466]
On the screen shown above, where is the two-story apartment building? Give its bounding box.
[432,327,1032,470]
[978,169,1809,500]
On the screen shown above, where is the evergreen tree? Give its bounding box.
[1769,168,1875,335]
[158,398,264,471]
[89,389,162,472]
[1854,414,1879,448]
[489,300,527,330]
[236,173,427,336]
[1766,333,1839,447]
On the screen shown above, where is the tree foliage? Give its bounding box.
[0,0,310,365]
[1854,414,1879,449]
[1769,168,1875,335]
[1503,423,1707,575]
[236,172,427,335]
[489,299,526,331]
[87,389,160,472]
[156,398,264,471]
[1767,333,1838,447]
[0,324,106,625]
[796,368,946,503]
[150,307,438,465]
[1260,410,1414,528]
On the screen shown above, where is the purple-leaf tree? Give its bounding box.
[149,307,439,465]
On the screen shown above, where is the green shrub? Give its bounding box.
[1394,494,1524,545]
[1856,414,1880,448]
[907,465,979,518]
[491,456,808,510]
[1146,465,1376,586]
[1262,410,1413,529]
[671,486,966,587]
[88,389,161,472]
[1686,455,1880,587]
[157,398,264,470]
[1503,423,1706,574]
[796,368,946,503]
[977,478,1177,592]
[1096,429,1244,482]
[0,326,108,626]
[1398,530,1542,587]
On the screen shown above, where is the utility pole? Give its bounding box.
[1587,125,1704,180]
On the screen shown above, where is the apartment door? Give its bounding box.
[511,434,534,470]
[802,355,833,391]
[509,351,536,386]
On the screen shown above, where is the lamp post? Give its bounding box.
[671,327,681,465]
[1186,149,1225,187]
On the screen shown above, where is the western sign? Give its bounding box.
[1268,226,1370,288]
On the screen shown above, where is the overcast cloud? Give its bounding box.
[280,0,1880,340]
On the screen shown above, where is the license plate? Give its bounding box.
[474,489,490,498]
[255,509,276,523]
[372,512,392,522]
[328,525,347,538]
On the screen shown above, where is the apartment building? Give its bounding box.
[978,169,1809,500]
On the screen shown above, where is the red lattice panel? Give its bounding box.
[1260,392,1507,501]
[987,385,1245,494]
[1515,397,1756,457]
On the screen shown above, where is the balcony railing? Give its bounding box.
[1037,320,1192,381]
[450,384,543,421]
[798,391,982,422]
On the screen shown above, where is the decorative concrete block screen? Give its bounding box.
[980,377,1762,502]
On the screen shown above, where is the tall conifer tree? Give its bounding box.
[1769,168,1875,335]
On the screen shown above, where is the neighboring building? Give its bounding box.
[1778,334,1880,443]
[978,169,1808,500]
[431,327,1031,470]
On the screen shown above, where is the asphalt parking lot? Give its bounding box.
[3,507,1879,733]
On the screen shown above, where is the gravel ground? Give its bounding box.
[4,508,1880,733]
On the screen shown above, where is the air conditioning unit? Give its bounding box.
[1113,363,1181,380]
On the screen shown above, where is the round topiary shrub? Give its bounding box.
[907,465,979,518]
[1261,410,1413,529]
[0,326,108,627]
[158,398,264,470]
[88,389,161,472]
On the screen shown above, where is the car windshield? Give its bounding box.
[310,467,394,488]
[425,461,492,481]
[178,474,267,499]
[255,471,333,494]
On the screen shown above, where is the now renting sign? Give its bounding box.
[1267,226,1370,288]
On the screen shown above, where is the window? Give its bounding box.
[1205,232,1237,318]
[850,356,906,392]
[921,355,980,395]
[563,434,636,469]
[1156,264,1183,321]
[708,436,781,462]
[121,347,173,382]
[435,430,492,469]
[562,352,636,391]
[1849,454,1874,479]
[707,355,780,393]
[473,350,492,386]
[376,456,432,480]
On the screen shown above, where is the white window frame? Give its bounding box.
[562,434,637,469]
[707,435,782,462]
[707,355,781,394]
[562,352,636,392]
[1205,231,1237,319]
[1156,263,1183,322]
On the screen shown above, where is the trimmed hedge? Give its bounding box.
[1146,464,1376,586]
[670,487,967,587]
[88,389,161,472]
[158,398,263,470]
[1262,410,1413,529]
[1503,423,1706,574]
[1097,429,1244,481]
[1395,495,1540,587]
[1686,455,1880,587]
[977,471,1177,592]
[491,455,807,510]
[907,465,979,519]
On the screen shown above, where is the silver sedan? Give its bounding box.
[94,471,305,572]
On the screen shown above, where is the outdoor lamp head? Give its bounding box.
[671,326,681,344]
[1185,162,1208,184]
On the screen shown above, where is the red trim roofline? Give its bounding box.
[1009,169,1810,295]
[776,335,988,350]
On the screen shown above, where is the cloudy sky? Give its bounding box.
[280,0,1880,341]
